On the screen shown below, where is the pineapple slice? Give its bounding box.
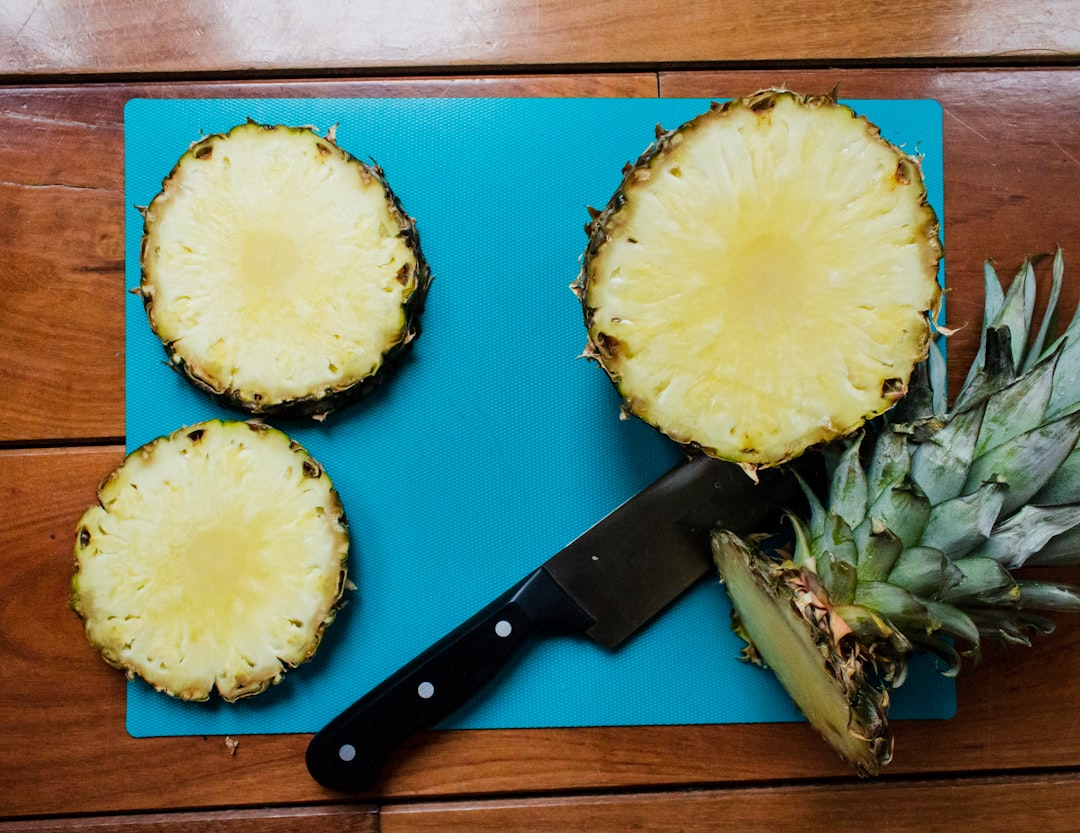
[138,121,431,419]
[72,420,349,702]
[576,90,942,470]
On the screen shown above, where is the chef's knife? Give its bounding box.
[306,452,800,792]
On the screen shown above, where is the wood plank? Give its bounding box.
[10,68,1080,819]
[0,806,376,832]
[379,773,1080,833]
[660,68,1080,400]
[8,445,1080,817]
[1,0,1078,77]
[0,74,656,444]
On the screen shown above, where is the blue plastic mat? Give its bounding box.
[124,96,953,737]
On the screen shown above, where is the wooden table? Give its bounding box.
[4,2,1080,830]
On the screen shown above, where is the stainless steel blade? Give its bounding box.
[541,454,796,648]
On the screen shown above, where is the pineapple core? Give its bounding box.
[583,93,941,467]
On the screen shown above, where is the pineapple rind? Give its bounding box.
[72,420,349,702]
[712,530,893,776]
[577,89,942,468]
[139,121,432,419]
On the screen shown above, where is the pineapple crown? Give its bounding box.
[791,250,1080,677]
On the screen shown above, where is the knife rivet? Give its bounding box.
[338,743,357,762]
[417,681,435,699]
[495,619,512,638]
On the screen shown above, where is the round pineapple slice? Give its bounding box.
[576,89,942,471]
[138,121,431,419]
[71,420,350,702]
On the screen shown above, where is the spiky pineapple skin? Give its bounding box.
[72,420,350,703]
[713,531,894,775]
[138,121,432,420]
[575,89,942,472]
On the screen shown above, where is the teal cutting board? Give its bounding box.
[124,96,953,737]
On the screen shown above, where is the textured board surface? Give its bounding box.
[124,96,952,736]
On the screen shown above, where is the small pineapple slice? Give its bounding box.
[139,121,431,418]
[576,90,942,470]
[72,420,349,702]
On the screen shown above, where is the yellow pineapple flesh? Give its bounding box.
[139,121,431,418]
[72,420,349,702]
[577,91,942,470]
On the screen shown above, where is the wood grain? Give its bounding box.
[0,807,377,833]
[8,65,1080,829]
[0,74,655,444]
[380,774,1080,833]
[6,445,1080,817]
[1,0,1079,77]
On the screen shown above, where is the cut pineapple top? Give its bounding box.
[140,121,430,418]
[579,91,942,468]
[72,420,349,702]
[710,252,1080,776]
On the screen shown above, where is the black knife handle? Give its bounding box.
[305,566,593,792]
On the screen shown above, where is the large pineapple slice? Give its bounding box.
[138,121,431,419]
[714,252,1080,775]
[575,90,942,471]
[72,420,349,702]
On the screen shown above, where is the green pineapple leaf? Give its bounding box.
[1024,249,1065,372]
[956,260,1007,401]
[1017,580,1080,612]
[920,481,1007,560]
[910,401,985,506]
[864,476,930,548]
[830,437,868,529]
[968,503,1080,568]
[866,428,910,501]
[974,345,1060,457]
[886,546,962,599]
[964,411,1080,516]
